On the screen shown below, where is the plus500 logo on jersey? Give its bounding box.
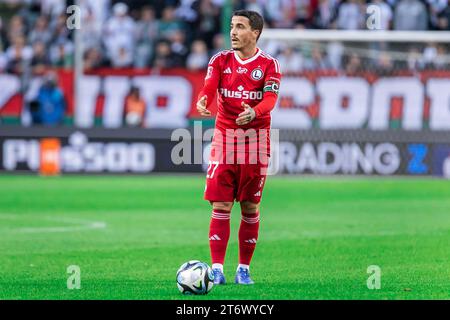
[220,88,263,100]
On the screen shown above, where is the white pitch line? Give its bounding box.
[0,213,107,234]
[0,214,27,220]
[15,222,106,234]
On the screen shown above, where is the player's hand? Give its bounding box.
[236,102,256,126]
[196,95,211,116]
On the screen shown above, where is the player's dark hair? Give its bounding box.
[232,10,264,41]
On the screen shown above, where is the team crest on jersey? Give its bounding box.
[237,66,248,74]
[251,68,264,80]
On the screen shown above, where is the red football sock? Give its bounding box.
[238,212,260,266]
[209,209,231,266]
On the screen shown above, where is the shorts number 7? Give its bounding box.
[206,161,219,179]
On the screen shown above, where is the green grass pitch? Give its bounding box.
[0,175,449,300]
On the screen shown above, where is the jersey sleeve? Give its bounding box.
[198,52,222,108]
[253,58,282,118]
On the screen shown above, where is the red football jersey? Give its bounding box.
[199,48,281,159]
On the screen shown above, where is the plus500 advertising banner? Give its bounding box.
[1,128,449,177]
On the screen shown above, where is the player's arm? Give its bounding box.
[197,55,221,117]
[236,60,281,125]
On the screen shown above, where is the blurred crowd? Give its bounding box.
[0,0,450,75]
[268,41,450,75]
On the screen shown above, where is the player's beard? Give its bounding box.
[231,41,241,51]
[232,37,255,52]
[232,36,248,51]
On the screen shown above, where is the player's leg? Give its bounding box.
[209,201,233,284]
[236,201,260,285]
[204,161,236,284]
[234,162,267,285]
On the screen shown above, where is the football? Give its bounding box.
[176,260,214,295]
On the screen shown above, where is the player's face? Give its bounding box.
[230,16,259,51]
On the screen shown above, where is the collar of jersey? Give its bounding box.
[233,48,261,65]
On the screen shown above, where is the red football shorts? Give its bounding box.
[204,154,268,204]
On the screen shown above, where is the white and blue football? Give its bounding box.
[176,260,214,295]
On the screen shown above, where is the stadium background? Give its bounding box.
[0,0,450,300]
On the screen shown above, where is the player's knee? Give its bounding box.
[240,201,259,214]
[212,202,233,212]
